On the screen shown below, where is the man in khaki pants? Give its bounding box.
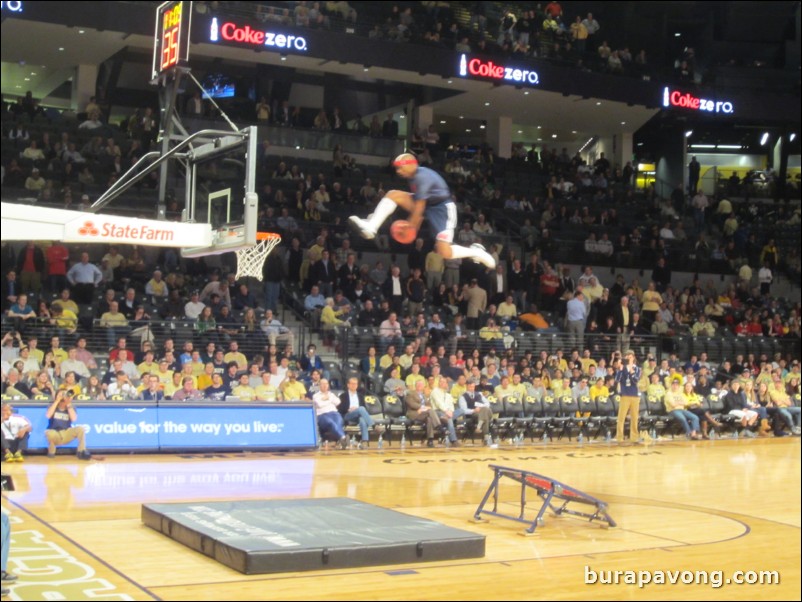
[614,349,645,443]
[45,390,91,460]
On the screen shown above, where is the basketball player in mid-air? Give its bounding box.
[349,153,496,269]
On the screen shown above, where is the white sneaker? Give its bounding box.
[469,243,497,269]
[348,216,377,240]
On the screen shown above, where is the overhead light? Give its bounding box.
[447,79,453,84]
[465,129,471,132]
[674,33,681,37]
[571,130,577,134]
[459,115,464,120]
[480,120,487,129]
[24,78,30,81]
[537,125,542,129]
[78,29,85,34]
[790,133,797,142]
[537,138,542,142]
[637,142,644,146]
[517,130,522,134]
[620,121,626,125]
[717,144,742,149]
[551,134,557,138]
[439,120,446,124]
[690,144,716,149]
[280,54,287,61]
[59,47,65,51]
[363,66,369,72]
[30,72,37,76]
[685,130,693,138]
[524,91,529,95]
[399,114,405,119]
[484,101,490,106]
[596,101,601,106]
[760,132,769,145]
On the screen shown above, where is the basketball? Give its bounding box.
[390,220,416,244]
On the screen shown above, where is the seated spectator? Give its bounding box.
[280,369,307,401]
[183,290,205,320]
[172,376,205,401]
[143,269,168,298]
[690,314,716,337]
[231,373,257,401]
[7,293,36,335]
[404,379,440,447]
[379,312,404,350]
[44,390,91,459]
[314,379,347,447]
[106,370,137,400]
[202,372,231,401]
[60,347,90,381]
[254,372,282,402]
[99,301,129,348]
[338,377,378,447]
[232,283,258,311]
[473,214,493,237]
[383,366,407,397]
[663,379,701,439]
[1,403,32,462]
[768,379,801,435]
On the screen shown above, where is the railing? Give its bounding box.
[2,317,304,369]
[2,314,798,380]
[338,325,799,368]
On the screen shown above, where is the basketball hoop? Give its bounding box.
[235,232,281,281]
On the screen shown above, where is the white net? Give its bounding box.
[234,234,281,281]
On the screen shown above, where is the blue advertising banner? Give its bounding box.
[8,403,318,452]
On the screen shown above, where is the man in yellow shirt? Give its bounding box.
[579,349,598,376]
[50,305,78,336]
[52,288,79,314]
[99,301,129,348]
[47,336,69,364]
[589,377,609,401]
[768,379,801,434]
[646,372,666,402]
[509,373,528,402]
[450,374,468,401]
[254,372,282,401]
[231,374,257,401]
[155,359,174,386]
[196,363,216,391]
[497,295,518,322]
[405,362,426,389]
[663,380,701,439]
[494,376,516,402]
[224,341,248,371]
[379,345,397,370]
[398,344,416,371]
[281,369,307,401]
[137,350,159,376]
[479,319,504,352]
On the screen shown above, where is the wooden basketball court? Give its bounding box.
[2,437,800,601]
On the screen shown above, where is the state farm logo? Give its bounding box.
[78,221,99,236]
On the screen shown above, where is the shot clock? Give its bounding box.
[152,1,191,79]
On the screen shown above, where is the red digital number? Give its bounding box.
[161,26,178,70]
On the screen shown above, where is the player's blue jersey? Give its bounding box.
[410,166,451,206]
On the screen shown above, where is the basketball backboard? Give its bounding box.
[182,125,259,257]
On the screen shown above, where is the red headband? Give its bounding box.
[394,158,418,166]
